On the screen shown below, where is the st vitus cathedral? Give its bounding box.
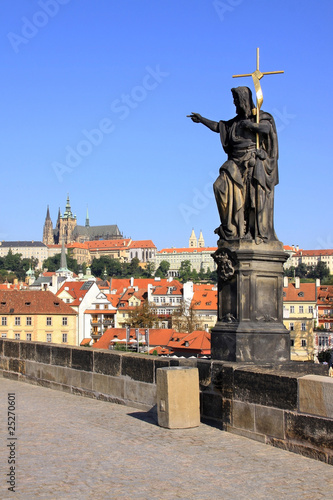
[43,195,122,245]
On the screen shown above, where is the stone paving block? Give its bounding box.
[226,424,266,443]
[232,400,255,431]
[255,405,284,439]
[298,374,333,418]
[93,350,121,376]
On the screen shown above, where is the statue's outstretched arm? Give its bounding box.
[187,113,219,133]
[242,120,270,135]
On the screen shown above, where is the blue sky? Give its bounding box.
[1,0,332,251]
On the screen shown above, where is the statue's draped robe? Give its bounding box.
[213,111,279,241]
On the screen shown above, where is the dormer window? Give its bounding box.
[298,292,304,297]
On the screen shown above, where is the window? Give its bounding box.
[319,336,329,348]
[299,306,304,314]
[26,317,32,326]
[15,333,20,340]
[289,322,294,331]
[26,333,32,341]
[104,304,109,309]
[325,322,330,329]
[301,339,307,347]
[301,323,306,331]
[62,333,68,343]
[95,304,100,309]
[2,317,7,326]
[46,317,52,326]
[62,317,68,326]
[308,306,313,314]
[46,333,52,342]
[290,338,294,347]
[290,306,295,314]
[15,317,21,326]
[1,333,7,338]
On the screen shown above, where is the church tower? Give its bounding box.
[189,228,197,248]
[198,230,205,248]
[43,206,54,245]
[56,195,77,245]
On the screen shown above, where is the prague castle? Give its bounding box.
[43,195,122,245]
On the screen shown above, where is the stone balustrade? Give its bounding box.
[0,338,332,464]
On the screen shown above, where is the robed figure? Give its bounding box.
[189,86,279,244]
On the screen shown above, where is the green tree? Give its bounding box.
[178,260,192,283]
[308,261,330,280]
[155,260,170,278]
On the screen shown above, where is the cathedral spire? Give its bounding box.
[45,205,51,221]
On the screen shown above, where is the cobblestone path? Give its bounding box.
[0,378,332,499]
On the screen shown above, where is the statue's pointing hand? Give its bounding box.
[187,113,202,123]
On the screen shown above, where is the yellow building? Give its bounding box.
[283,278,317,361]
[0,290,77,345]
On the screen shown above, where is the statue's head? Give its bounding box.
[231,87,255,118]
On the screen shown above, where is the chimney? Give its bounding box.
[316,278,320,288]
[130,277,134,287]
[296,245,299,251]
[295,277,300,289]
[283,276,289,288]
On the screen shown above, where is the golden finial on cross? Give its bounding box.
[233,48,284,148]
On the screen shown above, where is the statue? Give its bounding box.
[188,86,279,244]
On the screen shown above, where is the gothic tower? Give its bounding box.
[189,228,197,248]
[42,206,54,245]
[55,195,77,244]
[198,230,205,248]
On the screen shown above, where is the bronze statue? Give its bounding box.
[188,86,279,244]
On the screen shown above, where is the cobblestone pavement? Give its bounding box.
[0,378,332,500]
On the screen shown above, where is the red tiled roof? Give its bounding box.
[86,239,131,250]
[0,290,77,315]
[93,328,176,349]
[191,288,217,310]
[168,330,211,353]
[293,249,333,257]
[56,281,92,306]
[129,240,156,249]
[158,247,217,254]
[80,338,92,346]
[283,282,316,302]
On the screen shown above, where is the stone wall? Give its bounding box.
[0,339,332,465]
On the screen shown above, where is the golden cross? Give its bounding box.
[232,48,284,148]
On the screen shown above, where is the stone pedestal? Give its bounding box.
[211,239,290,363]
[156,367,200,429]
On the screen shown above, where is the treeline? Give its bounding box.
[0,251,217,285]
[0,250,38,282]
[284,261,331,282]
